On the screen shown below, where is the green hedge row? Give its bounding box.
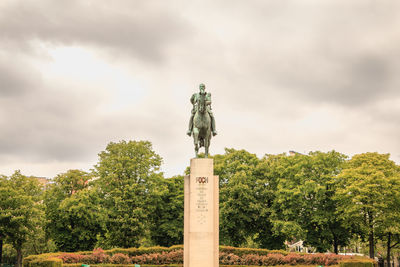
[64,265,181,267]
[59,245,288,257]
[23,245,375,267]
[339,258,377,267]
[220,247,292,257]
[106,245,183,257]
[23,254,63,267]
[63,265,339,267]
[102,245,289,257]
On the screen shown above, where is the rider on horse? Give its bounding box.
[187,83,217,137]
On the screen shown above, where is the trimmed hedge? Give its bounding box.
[24,245,376,267]
[219,252,347,266]
[58,245,284,258]
[64,265,183,267]
[58,249,347,266]
[220,247,292,257]
[29,258,62,267]
[64,265,182,267]
[23,253,62,267]
[63,266,339,267]
[339,258,377,267]
[107,245,183,257]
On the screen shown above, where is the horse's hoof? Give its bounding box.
[212,131,217,136]
[187,131,192,136]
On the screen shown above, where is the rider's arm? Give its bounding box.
[190,94,196,105]
[206,93,211,106]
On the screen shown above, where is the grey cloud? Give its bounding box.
[0,57,42,97]
[275,52,395,106]
[0,0,193,166]
[0,75,186,165]
[0,90,96,162]
[0,0,190,62]
[0,60,102,163]
[218,0,400,108]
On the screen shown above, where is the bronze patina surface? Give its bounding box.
[187,84,217,157]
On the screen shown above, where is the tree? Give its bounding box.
[44,169,105,252]
[336,152,400,259]
[270,151,351,253]
[150,176,184,247]
[0,171,42,267]
[214,148,259,188]
[379,164,400,267]
[215,149,260,246]
[95,140,164,248]
[214,148,285,248]
[0,175,9,265]
[52,169,92,196]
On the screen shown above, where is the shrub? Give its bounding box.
[220,246,290,257]
[110,253,131,264]
[82,248,110,264]
[340,258,377,267]
[25,245,375,267]
[131,250,183,265]
[260,253,284,265]
[27,257,62,267]
[219,252,242,265]
[23,253,62,267]
[64,265,183,267]
[108,245,183,257]
[60,253,83,264]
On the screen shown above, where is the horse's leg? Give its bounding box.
[193,128,199,157]
[204,131,210,157]
[204,115,211,157]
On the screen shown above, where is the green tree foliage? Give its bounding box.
[0,174,8,265]
[0,171,42,267]
[4,141,400,258]
[52,169,92,196]
[215,148,285,249]
[150,175,184,247]
[380,163,400,266]
[270,151,351,253]
[95,140,164,248]
[336,152,400,259]
[44,169,105,252]
[215,149,260,246]
[22,227,57,257]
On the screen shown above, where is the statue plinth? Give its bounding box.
[184,158,219,267]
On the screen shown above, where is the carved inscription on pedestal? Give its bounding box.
[184,158,219,267]
[195,176,209,224]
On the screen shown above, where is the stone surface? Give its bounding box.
[184,158,219,267]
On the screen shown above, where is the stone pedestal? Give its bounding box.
[184,158,219,267]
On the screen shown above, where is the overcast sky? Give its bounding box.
[1,0,400,178]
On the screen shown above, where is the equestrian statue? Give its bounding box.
[187,83,217,157]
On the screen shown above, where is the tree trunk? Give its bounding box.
[16,246,22,267]
[369,227,375,259]
[0,238,3,265]
[387,232,391,267]
[333,236,339,254]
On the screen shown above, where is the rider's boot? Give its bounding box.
[211,116,217,136]
[187,116,194,136]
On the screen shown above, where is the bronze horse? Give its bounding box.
[192,92,212,157]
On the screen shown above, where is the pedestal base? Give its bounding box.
[184,158,219,267]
